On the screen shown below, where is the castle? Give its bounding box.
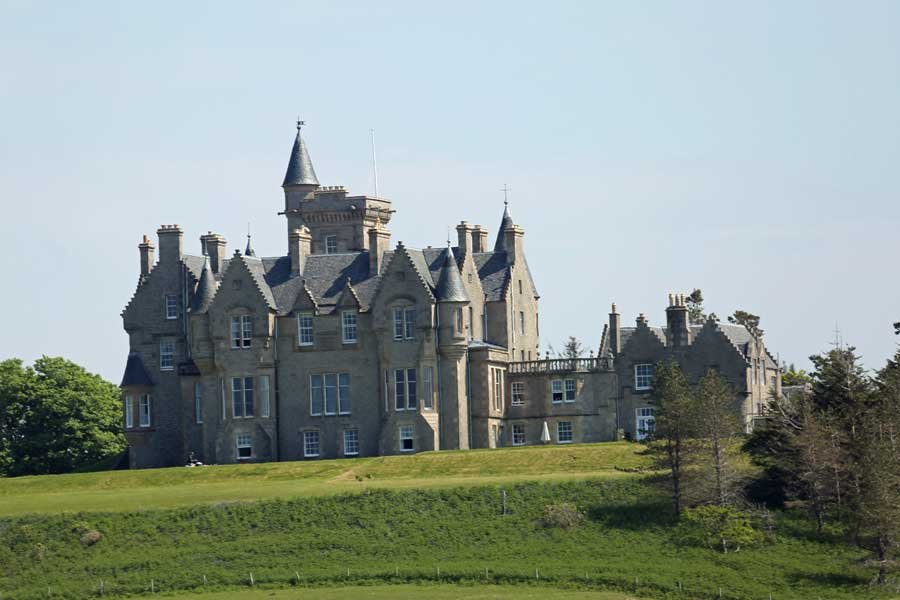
[120,125,781,468]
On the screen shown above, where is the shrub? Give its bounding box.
[80,530,102,546]
[541,502,584,529]
[678,505,763,553]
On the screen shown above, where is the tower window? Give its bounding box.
[325,236,338,254]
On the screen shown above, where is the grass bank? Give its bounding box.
[0,443,647,516]
[0,478,885,600]
[154,584,642,599]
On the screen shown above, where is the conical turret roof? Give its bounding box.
[493,203,514,252]
[435,245,469,303]
[244,234,256,257]
[191,256,218,313]
[282,127,319,187]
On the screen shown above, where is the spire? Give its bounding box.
[191,256,218,313]
[493,201,514,252]
[435,244,469,303]
[244,227,256,257]
[282,119,319,187]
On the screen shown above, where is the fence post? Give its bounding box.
[249,573,254,587]
[295,571,301,584]
[150,579,155,594]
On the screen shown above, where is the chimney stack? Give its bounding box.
[367,220,390,275]
[290,226,312,276]
[200,233,227,274]
[472,225,488,253]
[503,225,524,265]
[666,292,691,347]
[609,303,621,356]
[456,221,474,257]
[156,225,183,264]
[139,234,155,277]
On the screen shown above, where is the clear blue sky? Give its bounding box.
[1,1,898,382]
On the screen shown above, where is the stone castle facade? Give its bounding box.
[120,125,780,468]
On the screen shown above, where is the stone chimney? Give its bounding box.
[201,233,227,274]
[456,221,474,257]
[472,225,488,253]
[503,225,524,265]
[139,234,155,277]
[290,226,312,276]
[156,225,183,264]
[666,293,691,347]
[367,220,390,275]
[609,303,621,356]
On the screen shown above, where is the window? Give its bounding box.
[511,382,524,406]
[259,375,270,418]
[194,383,203,424]
[518,279,523,294]
[159,338,175,371]
[636,407,655,440]
[231,315,252,348]
[303,430,320,457]
[394,369,417,410]
[124,395,134,429]
[564,379,576,403]
[399,425,415,452]
[310,373,350,416]
[519,311,525,335]
[551,379,564,403]
[512,423,525,446]
[468,307,474,340]
[557,421,573,444]
[392,306,416,340]
[297,312,314,346]
[634,364,653,391]
[491,367,504,411]
[383,369,390,413]
[341,310,358,344]
[236,433,252,459]
[325,235,338,254]
[422,366,434,410]
[232,377,254,418]
[139,394,151,427]
[165,294,178,320]
[536,313,540,337]
[343,429,359,456]
[456,308,463,333]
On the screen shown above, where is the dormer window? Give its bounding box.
[297,312,314,346]
[231,315,252,348]
[325,235,338,254]
[341,310,358,344]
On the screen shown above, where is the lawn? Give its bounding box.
[0,478,887,600]
[0,442,648,516]
[155,584,642,600]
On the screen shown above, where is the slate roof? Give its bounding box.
[121,352,154,387]
[494,204,514,252]
[190,256,217,313]
[282,130,319,186]
[434,246,469,302]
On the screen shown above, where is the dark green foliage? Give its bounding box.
[678,505,764,553]
[780,363,811,387]
[692,370,742,507]
[0,357,126,477]
[0,478,888,599]
[727,311,763,338]
[648,361,694,515]
[686,289,705,325]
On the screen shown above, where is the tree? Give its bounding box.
[0,357,126,477]
[561,336,585,359]
[781,362,811,387]
[648,361,695,515]
[692,370,743,507]
[728,310,763,339]
[686,289,706,325]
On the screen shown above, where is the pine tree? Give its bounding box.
[692,370,742,506]
[648,361,694,515]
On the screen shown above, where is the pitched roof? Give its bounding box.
[282,130,319,186]
[120,352,154,387]
[434,246,469,302]
[474,251,509,301]
[615,322,776,367]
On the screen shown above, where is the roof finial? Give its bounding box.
[296,116,305,132]
[447,225,451,247]
[244,222,256,257]
[500,183,511,207]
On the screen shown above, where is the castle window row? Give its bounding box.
[302,428,360,458]
[310,373,350,416]
[123,394,151,429]
[231,315,252,349]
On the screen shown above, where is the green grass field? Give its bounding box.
[157,585,641,599]
[0,442,647,516]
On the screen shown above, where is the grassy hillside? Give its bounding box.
[0,478,886,600]
[0,443,647,516]
[159,585,641,599]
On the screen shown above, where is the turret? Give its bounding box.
[191,257,217,314]
[435,245,470,344]
[282,120,320,241]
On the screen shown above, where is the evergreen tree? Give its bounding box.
[692,370,743,506]
[686,289,706,325]
[728,310,763,339]
[648,361,694,515]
